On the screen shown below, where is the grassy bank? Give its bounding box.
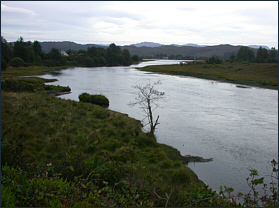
[1,65,76,79]
[138,61,278,90]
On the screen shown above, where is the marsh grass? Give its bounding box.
[139,62,278,89]
[1,65,73,79]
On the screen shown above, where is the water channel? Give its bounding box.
[35,60,278,195]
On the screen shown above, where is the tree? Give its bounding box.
[256,46,269,63]
[236,46,255,62]
[122,49,132,66]
[1,36,12,63]
[33,40,42,56]
[206,55,223,64]
[132,54,140,63]
[49,48,61,60]
[268,47,278,63]
[12,37,34,63]
[129,80,165,134]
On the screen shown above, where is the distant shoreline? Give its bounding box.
[137,61,278,90]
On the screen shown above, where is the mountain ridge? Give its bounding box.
[37,41,270,58]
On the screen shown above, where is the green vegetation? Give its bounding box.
[79,92,109,107]
[8,57,25,67]
[1,36,142,70]
[1,77,71,95]
[139,61,278,90]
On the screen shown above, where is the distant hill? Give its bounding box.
[39,41,107,52]
[129,42,207,48]
[121,44,258,59]
[130,42,163,47]
[248,45,270,50]
[38,41,263,59]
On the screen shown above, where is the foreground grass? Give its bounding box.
[138,61,278,90]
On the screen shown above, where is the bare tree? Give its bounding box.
[129,80,165,134]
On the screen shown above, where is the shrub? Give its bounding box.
[8,57,25,67]
[79,92,109,107]
[206,56,223,64]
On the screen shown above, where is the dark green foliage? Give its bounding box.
[256,46,269,63]
[1,79,37,92]
[206,55,223,64]
[170,168,191,184]
[1,78,71,94]
[44,84,71,92]
[8,57,25,67]
[33,40,43,56]
[12,37,34,63]
[236,46,255,62]
[79,92,109,107]
[132,54,140,62]
[268,47,278,63]
[1,36,12,63]
[2,36,137,68]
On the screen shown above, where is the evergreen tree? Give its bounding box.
[1,36,12,63]
[236,46,255,62]
[256,46,269,63]
[122,49,132,66]
[12,37,34,63]
[33,40,42,56]
[268,47,278,63]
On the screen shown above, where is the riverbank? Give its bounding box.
[137,61,278,90]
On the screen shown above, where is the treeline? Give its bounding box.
[206,46,278,64]
[1,36,141,70]
[227,46,278,63]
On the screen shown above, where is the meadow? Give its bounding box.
[138,61,278,90]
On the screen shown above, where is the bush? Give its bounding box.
[78,92,109,107]
[8,57,25,67]
[206,56,223,64]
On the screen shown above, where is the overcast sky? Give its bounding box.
[1,1,278,48]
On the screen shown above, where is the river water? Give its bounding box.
[35,60,278,196]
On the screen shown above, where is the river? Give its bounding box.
[35,59,278,196]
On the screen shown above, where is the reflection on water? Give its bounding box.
[36,60,278,195]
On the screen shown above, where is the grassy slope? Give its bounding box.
[138,62,278,90]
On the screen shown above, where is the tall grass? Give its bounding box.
[139,62,278,89]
